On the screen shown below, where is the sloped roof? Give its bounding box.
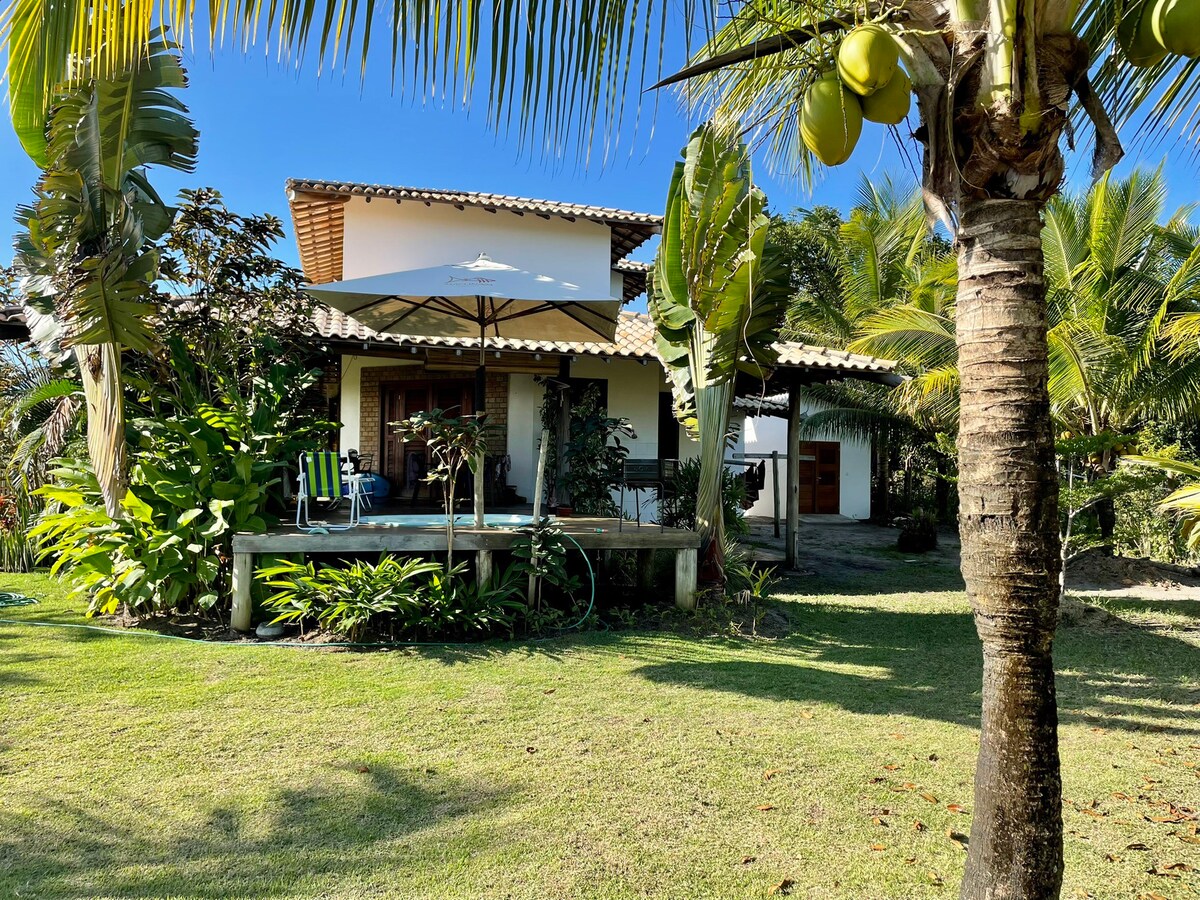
[286,179,662,286]
[315,307,894,376]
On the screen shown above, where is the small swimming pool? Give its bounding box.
[360,513,541,528]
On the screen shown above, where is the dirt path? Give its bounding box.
[743,516,1200,638]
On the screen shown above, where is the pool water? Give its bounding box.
[360,513,541,528]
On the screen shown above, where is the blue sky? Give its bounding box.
[0,40,1194,273]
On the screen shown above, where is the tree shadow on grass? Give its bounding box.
[632,602,1200,736]
[0,763,512,899]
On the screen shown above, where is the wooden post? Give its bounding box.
[231,551,253,633]
[476,550,493,588]
[771,449,781,539]
[528,427,551,605]
[551,357,571,508]
[786,388,802,569]
[636,549,655,592]
[675,548,698,610]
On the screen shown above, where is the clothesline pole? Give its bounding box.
[771,450,780,538]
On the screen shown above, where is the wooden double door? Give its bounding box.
[795,441,841,514]
[380,380,474,492]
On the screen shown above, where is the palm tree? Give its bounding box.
[649,122,787,586]
[5,0,1199,894]
[1123,455,1200,550]
[776,179,957,519]
[856,170,1200,548]
[11,37,198,518]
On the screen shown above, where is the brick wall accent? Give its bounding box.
[358,365,509,459]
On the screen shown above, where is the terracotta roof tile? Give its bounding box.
[286,179,663,227]
[315,307,894,375]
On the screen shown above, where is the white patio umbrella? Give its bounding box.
[304,253,623,524]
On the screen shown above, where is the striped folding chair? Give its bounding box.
[296,451,364,531]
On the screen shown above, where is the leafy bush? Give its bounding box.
[0,493,35,572]
[31,191,336,617]
[260,556,443,640]
[31,382,301,616]
[661,457,748,535]
[418,563,528,638]
[539,380,635,515]
[260,556,527,641]
[896,509,939,553]
[512,522,585,625]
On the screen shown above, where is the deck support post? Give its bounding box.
[476,550,493,588]
[786,387,802,569]
[675,548,698,610]
[231,551,253,633]
[636,549,655,592]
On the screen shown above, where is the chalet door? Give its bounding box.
[795,441,840,514]
[380,380,474,491]
[814,441,841,514]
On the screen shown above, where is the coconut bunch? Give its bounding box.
[1117,0,1200,66]
[800,24,911,167]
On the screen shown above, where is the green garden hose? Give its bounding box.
[0,591,37,609]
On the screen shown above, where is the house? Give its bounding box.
[288,179,892,524]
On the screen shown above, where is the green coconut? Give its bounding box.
[836,24,899,96]
[861,67,912,124]
[801,75,864,166]
[1118,0,1169,66]
[1152,0,1200,56]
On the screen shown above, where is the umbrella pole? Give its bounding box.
[474,312,487,528]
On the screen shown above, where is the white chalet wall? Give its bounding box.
[732,404,872,520]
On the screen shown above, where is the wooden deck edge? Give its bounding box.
[232,527,701,553]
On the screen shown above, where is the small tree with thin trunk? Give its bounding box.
[392,410,487,573]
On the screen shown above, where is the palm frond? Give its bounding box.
[0,0,696,163]
[849,304,956,370]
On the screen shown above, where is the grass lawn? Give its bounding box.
[1,559,1197,899]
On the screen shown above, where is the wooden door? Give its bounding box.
[814,441,841,513]
[380,380,473,491]
[795,441,840,514]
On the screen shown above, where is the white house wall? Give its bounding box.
[341,197,616,299]
[337,354,422,452]
[506,374,544,502]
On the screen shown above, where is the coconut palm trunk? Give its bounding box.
[956,198,1064,897]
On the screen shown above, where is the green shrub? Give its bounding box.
[661,457,748,535]
[259,556,527,641]
[31,362,331,617]
[260,556,443,640]
[896,508,938,553]
[30,191,337,617]
[539,380,635,516]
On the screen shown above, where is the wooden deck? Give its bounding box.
[229,518,701,632]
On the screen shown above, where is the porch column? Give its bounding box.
[785,386,802,569]
[550,357,571,509]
